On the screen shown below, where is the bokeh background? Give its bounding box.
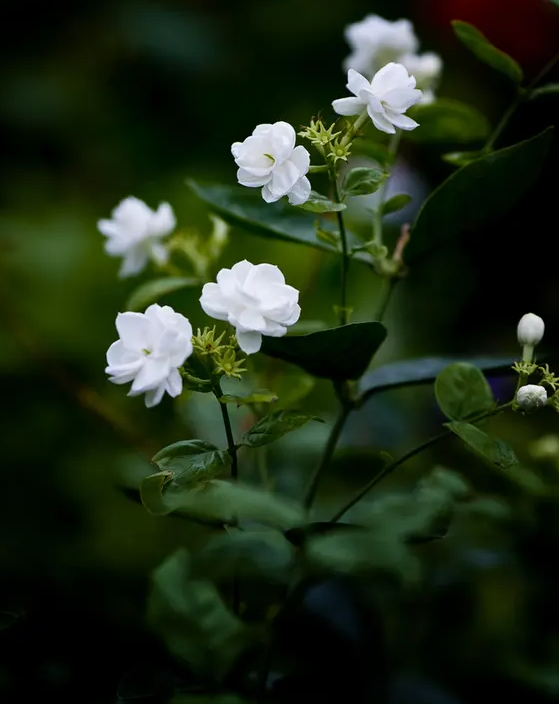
[1,0,559,701]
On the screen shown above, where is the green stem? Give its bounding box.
[214,381,238,480]
[375,276,397,322]
[372,131,402,246]
[331,401,513,522]
[304,403,351,512]
[309,164,330,173]
[332,176,349,326]
[340,109,370,148]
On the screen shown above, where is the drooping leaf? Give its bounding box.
[342,167,387,197]
[141,472,175,516]
[530,83,559,99]
[126,277,200,311]
[359,355,516,401]
[297,191,346,213]
[407,99,490,144]
[435,362,494,420]
[152,440,231,487]
[240,410,323,448]
[452,20,523,83]
[405,128,553,264]
[219,390,278,406]
[187,180,368,261]
[193,530,294,584]
[382,194,412,215]
[147,548,249,680]
[447,421,544,493]
[143,479,305,529]
[261,322,387,380]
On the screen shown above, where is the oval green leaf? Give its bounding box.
[219,389,278,406]
[152,439,231,487]
[452,20,523,84]
[126,276,200,311]
[342,167,387,197]
[382,193,412,215]
[435,362,494,420]
[405,128,553,264]
[240,410,323,448]
[407,99,491,144]
[298,191,346,213]
[261,322,387,380]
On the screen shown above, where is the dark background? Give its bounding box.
[1,0,559,702]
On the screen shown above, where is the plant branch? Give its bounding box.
[214,381,238,480]
[332,175,349,326]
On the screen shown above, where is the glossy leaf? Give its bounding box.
[452,20,523,84]
[219,390,278,406]
[152,440,230,487]
[435,362,494,420]
[382,194,412,215]
[126,276,200,312]
[240,410,323,448]
[261,322,387,380]
[530,83,559,99]
[407,99,490,144]
[342,167,387,197]
[359,355,515,401]
[193,530,294,584]
[147,548,248,679]
[298,191,346,213]
[187,180,368,261]
[405,128,553,264]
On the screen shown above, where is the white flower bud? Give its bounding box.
[516,384,548,412]
[517,313,545,346]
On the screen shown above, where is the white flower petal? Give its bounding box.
[332,97,365,116]
[115,312,153,350]
[347,69,372,96]
[166,367,183,398]
[371,62,412,96]
[236,330,263,354]
[238,309,268,332]
[368,105,396,134]
[200,283,230,320]
[144,384,166,408]
[97,219,120,238]
[382,87,422,111]
[130,358,170,394]
[236,167,271,187]
[119,248,148,278]
[261,185,281,203]
[268,160,301,197]
[150,202,176,236]
[268,121,296,163]
[150,242,169,265]
[287,176,311,205]
[384,110,419,131]
[289,145,311,175]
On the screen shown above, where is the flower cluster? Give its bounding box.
[343,14,442,104]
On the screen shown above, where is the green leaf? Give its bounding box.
[442,150,485,166]
[240,410,323,448]
[141,472,175,516]
[269,370,316,410]
[152,440,231,487]
[382,194,412,215]
[188,180,368,262]
[359,355,515,401]
[193,530,294,584]
[261,322,387,380]
[144,478,305,529]
[126,277,200,311]
[219,390,278,406]
[297,191,346,213]
[148,548,248,679]
[452,20,523,83]
[530,83,559,99]
[447,421,545,493]
[435,362,494,420]
[350,139,394,166]
[407,99,491,144]
[342,167,387,197]
[405,128,553,264]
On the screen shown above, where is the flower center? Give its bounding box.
[142,348,152,355]
[263,153,276,164]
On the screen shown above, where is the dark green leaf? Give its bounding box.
[406,128,553,264]
[187,180,368,262]
[297,191,346,213]
[452,20,523,83]
[442,150,486,166]
[141,472,175,516]
[530,83,559,99]
[359,355,515,401]
[240,410,323,448]
[382,194,412,215]
[261,322,387,380]
[147,548,248,679]
[126,277,200,311]
[435,362,494,420]
[269,370,316,410]
[144,479,305,529]
[219,390,278,406]
[152,440,230,487]
[407,99,490,144]
[342,167,387,197]
[193,530,294,584]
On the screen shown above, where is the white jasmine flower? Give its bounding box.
[517,313,545,346]
[400,52,442,104]
[516,384,548,412]
[200,260,300,354]
[105,304,193,407]
[232,122,311,205]
[98,197,176,277]
[343,15,418,78]
[332,64,422,134]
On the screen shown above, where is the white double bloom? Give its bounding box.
[333,64,422,134]
[200,260,300,354]
[105,304,193,407]
[98,197,176,277]
[232,122,311,205]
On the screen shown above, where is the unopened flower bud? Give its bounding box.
[516,384,547,412]
[517,313,545,346]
